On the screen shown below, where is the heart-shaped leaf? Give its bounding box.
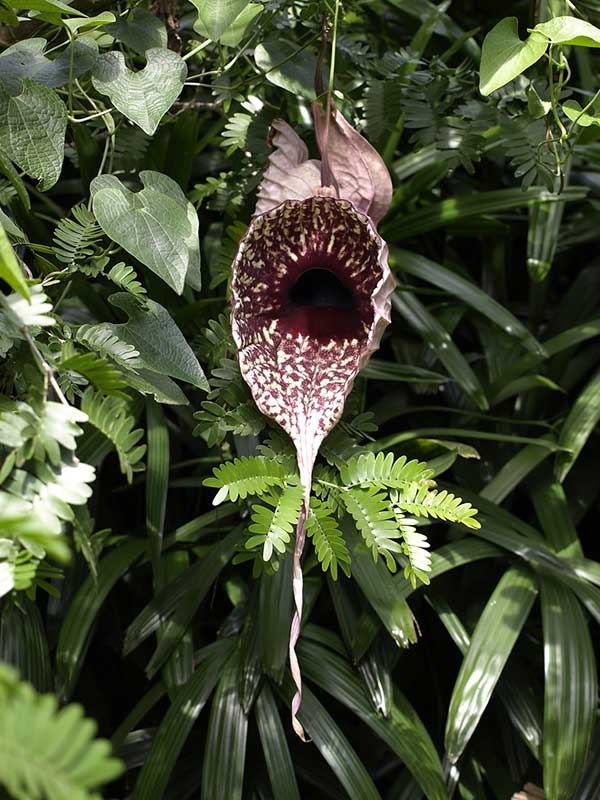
[0,37,98,95]
[534,15,600,47]
[91,48,186,135]
[562,99,600,127]
[479,17,548,96]
[107,293,208,391]
[255,41,324,99]
[193,2,263,47]
[0,80,67,190]
[106,8,168,55]
[190,0,250,41]
[62,12,116,34]
[90,171,201,294]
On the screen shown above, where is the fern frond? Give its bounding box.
[4,459,94,562]
[2,284,54,329]
[221,96,270,156]
[0,540,39,598]
[363,79,403,145]
[394,514,432,589]
[52,203,104,265]
[32,401,88,466]
[0,398,38,450]
[34,460,96,518]
[59,353,128,397]
[312,464,344,513]
[246,483,304,561]
[76,325,141,368]
[193,399,264,447]
[210,221,247,290]
[306,498,351,580]
[391,483,480,529]
[204,456,289,505]
[11,548,40,592]
[342,487,401,572]
[0,663,123,800]
[339,451,434,490]
[0,490,70,562]
[81,388,146,483]
[194,313,235,366]
[107,263,147,304]
[190,172,232,209]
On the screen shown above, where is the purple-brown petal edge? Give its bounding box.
[312,101,393,225]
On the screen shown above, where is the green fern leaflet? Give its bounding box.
[246,483,304,561]
[0,664,123,800]
[306,498,351,580]
[204,456,292,505]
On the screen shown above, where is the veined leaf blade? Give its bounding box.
[445,565,538,762]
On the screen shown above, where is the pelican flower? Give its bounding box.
[230,100,394,737]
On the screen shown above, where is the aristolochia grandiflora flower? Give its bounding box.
[231,100,394,738]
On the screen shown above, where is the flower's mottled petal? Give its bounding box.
[255,119,321,216]
[312,102,393,225]
[232,196,390,486]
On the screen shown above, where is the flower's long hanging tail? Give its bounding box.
[289,483,310,740]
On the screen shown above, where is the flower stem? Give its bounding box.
[328,0,340,97]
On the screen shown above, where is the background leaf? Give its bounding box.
[92,49,186,135]
[91,172,201,294]
[0,81,66,190]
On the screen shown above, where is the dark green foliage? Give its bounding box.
[1,2,600,799]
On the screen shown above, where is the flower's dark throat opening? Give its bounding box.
[282,267,362,340]
[289,268,354,310]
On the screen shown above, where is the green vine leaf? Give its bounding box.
[254,40,322,99]
[0,37,98,95]
[91,172,201,294]
[106,293,208,389]
[534,15,600,47]
[479,17,547,96]
[191,0,251,41]
[91,48,187,135]
[0,80,67,190]
[562,99,600,128]
[194,3,263,47]
[105,8,168,55]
